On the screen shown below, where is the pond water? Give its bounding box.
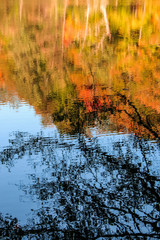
[0,0,160,239]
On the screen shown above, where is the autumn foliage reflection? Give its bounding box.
[0,0,160,138]
[0,1,160,238]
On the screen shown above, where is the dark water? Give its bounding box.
[0,0,160,239]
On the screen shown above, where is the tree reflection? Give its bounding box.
[1,0,160,138]
[0,0,160,239]
[0,132,159,239]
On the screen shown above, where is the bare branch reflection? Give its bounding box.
[0,132,159,239]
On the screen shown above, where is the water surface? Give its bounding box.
[0,0,160,239]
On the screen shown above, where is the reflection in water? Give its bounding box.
[0,132,160,239]
[1,0,160,137]
[0,0,160,239]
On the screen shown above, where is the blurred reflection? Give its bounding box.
[0,0,160,138]
[0,132,160,239]
[0,0,160,239]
